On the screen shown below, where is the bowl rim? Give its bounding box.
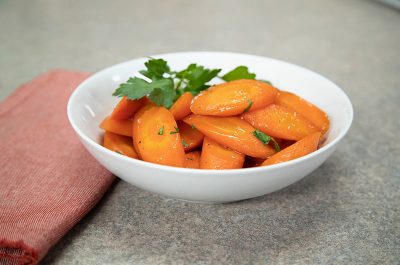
[67,51,353,175]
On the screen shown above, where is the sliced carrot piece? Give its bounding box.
[184,151,201,169]
[99,116,132,137]
[177,121,204,151]
[276,91,330,134]
[183,115,276,158]
[191,79,278,116]
[110,97,144,120]
[169,92,194,120]
[103,131,138,159]
[242,104,319,141]
[262,132,321,166]
[132,104,185,167]
[200,137,245,169]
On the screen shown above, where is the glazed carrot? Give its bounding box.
[200,137,245,169]
[103,131,138,159]
[169,92,194,120]
[110,97,144,120]
[100,116,132,137]
[242,104,319,141]
[262,132,321,166]
[184,151,201,169]
[183,115,276,158]
[177,121,204,151]
[132,104,185,167]
[276,91,330,134]
[190,79,278,116]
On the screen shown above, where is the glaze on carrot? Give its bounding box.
[200,137,245,169]
[100,116,133,137]
[110,97,144,120]
[262,132,321,166]
[190,79,278,116]
[276,91,330,134]
[132,104,185,167]
[242,104,319,141]
[103,131,138,159]
[169,92,194,121]
[183,114,276,158]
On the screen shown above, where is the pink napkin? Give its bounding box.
[0,70,115,264]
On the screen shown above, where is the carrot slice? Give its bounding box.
[169,92,194,120]
[99,116,132,137]
[262,132,321,166]
[177,121,204,151]
[200,137,245,169]
[110,97,144,120]
[103,131,138,159]
[183,115,276,158]
[242,104,319,141]
[276,91,330,134]
[184,151,201,169]
[132,104,185,167]
[190,79,278,116]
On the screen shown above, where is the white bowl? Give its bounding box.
[67,51,353,203]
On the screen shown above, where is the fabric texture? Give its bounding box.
[0,70,115,264]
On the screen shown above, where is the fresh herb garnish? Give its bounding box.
[186,157,194,161]
[170,126,179,134]
[259,79,273,85]
[191,124,197,129]
[112,58,271,109]
[253,130,281,152]
[243,99,253,113]
[158,126,164,135]
[113,58,220,108]
[181,139,189,148]
[221,66,256,81]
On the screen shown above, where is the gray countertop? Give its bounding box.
[1,0,399,264]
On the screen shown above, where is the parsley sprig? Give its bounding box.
[112,58,272,108]
[253,130,281,152]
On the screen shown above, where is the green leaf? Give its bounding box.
[170,126,179,134]
[243,99,253,113]
[259,79,273,85]
[148,82,176,108]
[221,66,256,82]
[181,139,189,148]
[177,64,221,94]
[253,130,281,152]
[139,58,170,79]
[113,77,175,108]
[158,126,164,135]
[112,77,155,99]
[253,130,271,144]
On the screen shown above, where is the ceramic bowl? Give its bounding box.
[67,52,353,203]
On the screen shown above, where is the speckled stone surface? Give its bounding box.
[1,0,399,264]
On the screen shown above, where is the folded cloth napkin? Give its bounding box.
[0,70,115,264]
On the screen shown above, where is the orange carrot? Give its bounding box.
[200,137,245,169]
[262,132,321,166]
[132,104,185,167]
[99,116,132,137]
[184,151,201,169]
[103,131,138,159]
[276,91,330,134]
[169,92,194,120]
[242,104,319,141]
[110,97,144,120]
[177,121,204,151]
[183,114,276,158]
[190,79,278,116]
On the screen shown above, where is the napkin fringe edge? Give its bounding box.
[0,239,38,265]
